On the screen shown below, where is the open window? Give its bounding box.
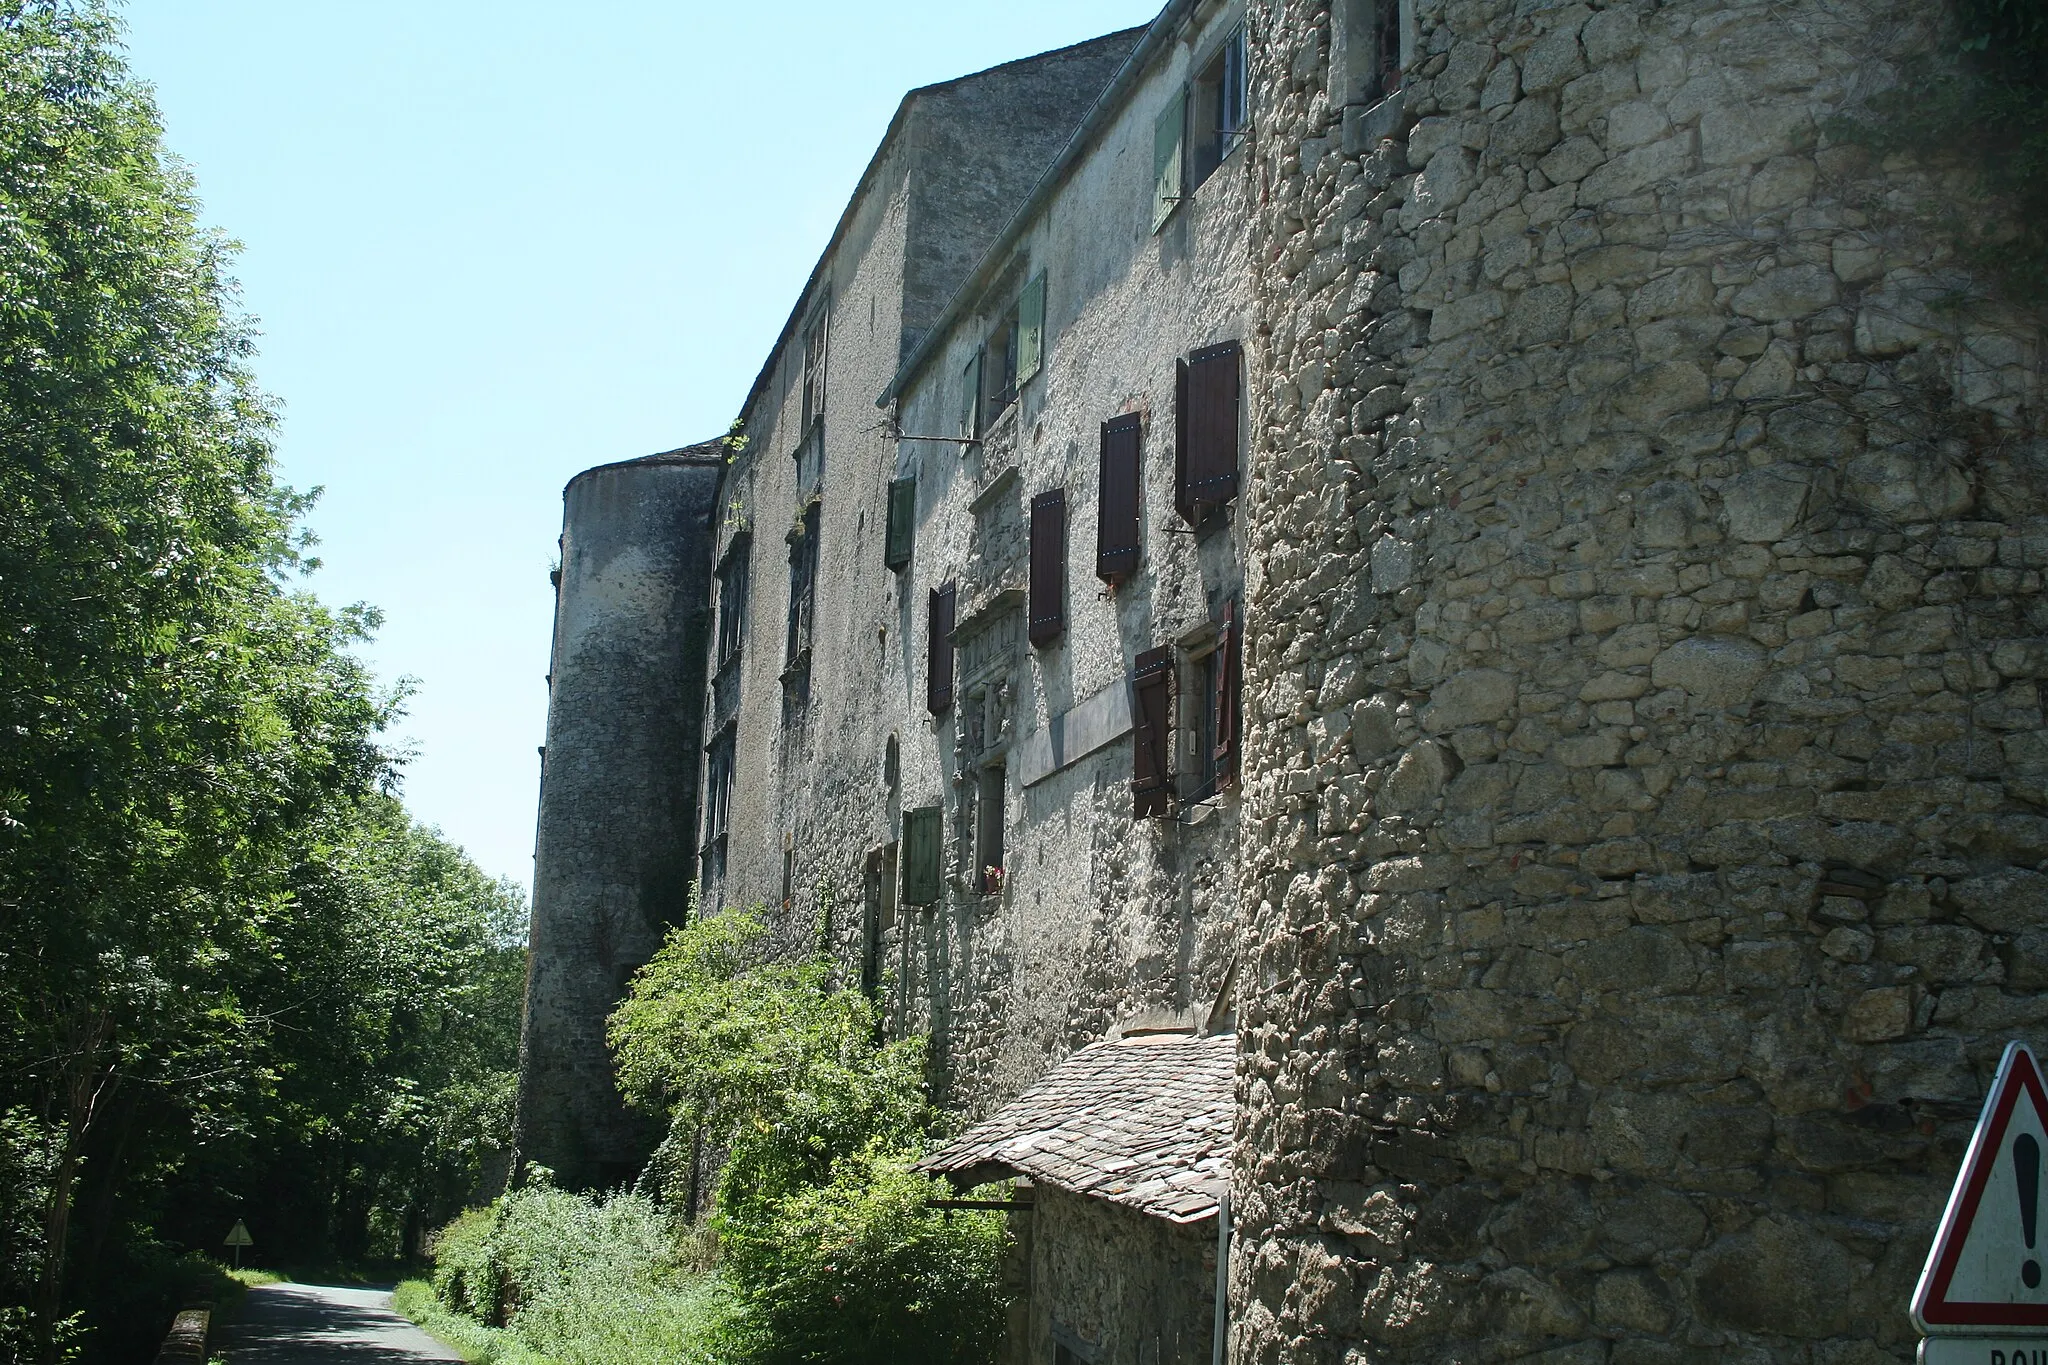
[975,271,1046,432]
[715,535,751,668]
[1188,599,1243,801]
[1332,0,1411,108]
[975,764,1005,895]
[1132,645,1175,819]
[1175,340,1243,523]
[1151,86,1186,232]
[884,475,915,571]
[1189,26,1247,190]
[796,303,828,494]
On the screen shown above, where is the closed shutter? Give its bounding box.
[927,582,955,715]
[1016,272,1046,386]
[1152,88,1186,233]
[1179,340,1242,519]
[1029,488,1066,647]
[885,476,915,570]
[901,806,942,907]
[1213,597,1242,782]
[1131,645,1174,818]
[1097,414,1141,584]
[960,349,983,437]
[1174,357,1191,522]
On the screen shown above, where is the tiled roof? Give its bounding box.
[920,1031,1235,1224]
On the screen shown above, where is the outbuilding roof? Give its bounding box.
[920,1031,1234,1224]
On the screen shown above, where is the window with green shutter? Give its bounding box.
[959,349,983,437]
[901,806,942,907]
[1152,87,1186,232]
[1016,272,1045,387]
[884,476,915,571]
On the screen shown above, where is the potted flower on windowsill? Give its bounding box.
[982,865,1004,896]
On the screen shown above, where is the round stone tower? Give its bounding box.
[1233,0,2044,1361]
[511,444,723,1192]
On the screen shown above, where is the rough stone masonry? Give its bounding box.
[1232,0,2045,1361]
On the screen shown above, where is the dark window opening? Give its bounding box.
[715,543,750,668]
[1190,26,1248,190]
[705,727,736,844]
[862,844,898,1001]
[1334,0,1407,107]
[884,475,915,570]
[985,307,1018,423]
[926,582,956,716]
[975,764,1005,895]
[1132,645,1175,819]
[786,501,820,667]
[1028,488,1067,647]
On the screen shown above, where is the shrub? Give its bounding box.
[718,1148,1008,1365]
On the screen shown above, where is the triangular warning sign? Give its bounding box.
[1915,1041,2048,1331]
[224,1219,253,1248]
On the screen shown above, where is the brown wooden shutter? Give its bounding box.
[927,582,955,715]
[885,476,915,570]
[1174,357,1191,522]
[1131,645,1174,818]
[1179,340,1242,519]
[1029,489,1066,647]
[1097,414,1141,584]
[1213,597,1242,784]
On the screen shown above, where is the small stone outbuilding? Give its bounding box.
[924,1030,1235,1365]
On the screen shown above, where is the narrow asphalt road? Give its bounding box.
[216,1282,465,1364]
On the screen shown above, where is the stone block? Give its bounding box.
[1731,264,1839,322]
[1721,465,1811,542]
[1689,1217,1856,1337]
[1841,987,1913,1042]
[1650,637,1766,708]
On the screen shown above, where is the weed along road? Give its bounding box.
[218,1282,464,1363]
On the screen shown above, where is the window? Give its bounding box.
[715,538,750,668]
[975,764,1005,895]
[704,726,736,844]
[884,475,915,570]
[1175,340,1243,523]
[1132,645,1175,818]
[975,272,1045,431]
[926,582,956,715]
[861,844,897,1000]
[1188,599,1243,801]
[1096,414,1142,584]
[1152,86,1186,232]
[1333,0,1410,108]
[1189,26,1248,190]
[1028,488,1066,647]
[901,806,942,907]
[959,349,982,437]
[800,303,828,433]
[786,501,820,667]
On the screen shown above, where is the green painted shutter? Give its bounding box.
[901,806,942,907]
[884,476,915,570]
[1016,272,1045,386]
[1152,88,1186,232]
[960,348,983,437]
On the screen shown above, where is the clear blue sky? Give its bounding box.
[121,0,1160,892]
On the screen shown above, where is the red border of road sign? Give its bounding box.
[1915,1042,2048,1330]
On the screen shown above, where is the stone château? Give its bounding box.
[513,0,2044,1358]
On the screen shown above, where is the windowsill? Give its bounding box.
[1341,87,1406,154]
[780,649,812,687]
[714,650,743,680]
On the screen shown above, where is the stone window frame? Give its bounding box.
[1188,21,1249,193]
[1330,0,1417,113]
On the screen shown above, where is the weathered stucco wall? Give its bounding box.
[705,30,1143,968]
[514,450,722,1191]
[1232,0,2045,1359]
[1027,1186,1219,1365]
[884,0,1257,1114]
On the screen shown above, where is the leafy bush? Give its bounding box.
[718,1148,1008,1365]
[422,1183,725,1365]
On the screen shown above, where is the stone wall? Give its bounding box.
[513,449,721,1191]
[1232,0,2045,1361]
[1025,1187,1219,1365]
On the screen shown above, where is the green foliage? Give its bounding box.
[0,5,528,1356]
[609,908,930,1215]
[603,906,1010,1365]
[716,1149,1008,1365]
[1844,0,2048,301]
[420,1185,726,1365]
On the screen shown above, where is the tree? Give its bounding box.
[0,3,411,1356]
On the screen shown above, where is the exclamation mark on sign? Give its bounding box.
[2019,1132,2041,1290]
